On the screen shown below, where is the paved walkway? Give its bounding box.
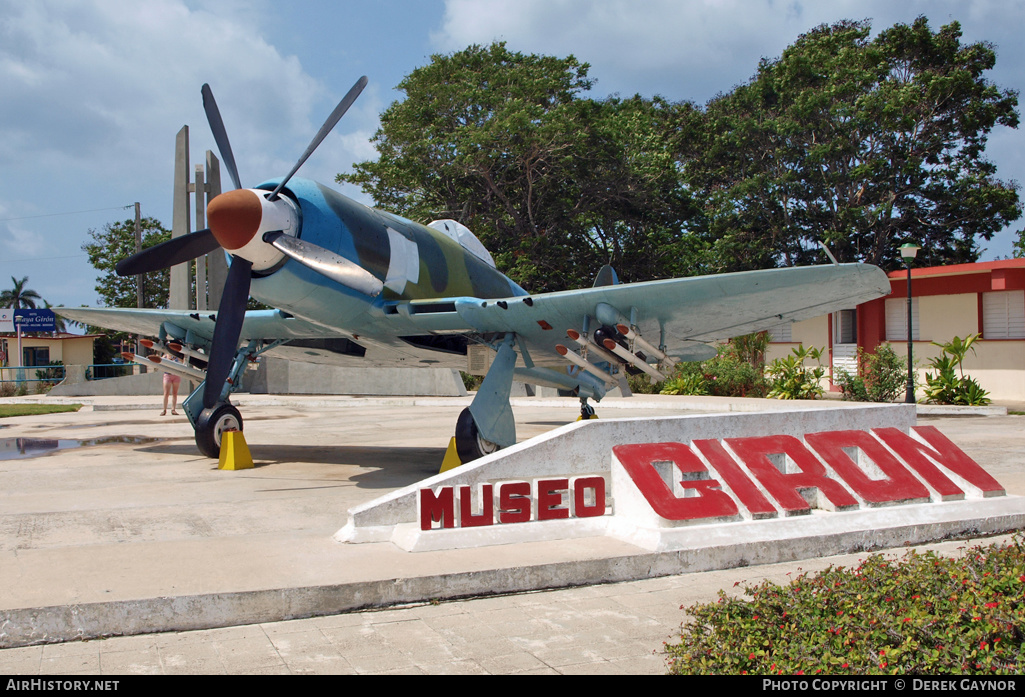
[1,537,1010,676]
[0,394,1021,675]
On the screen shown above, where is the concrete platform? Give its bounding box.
[1,393,1023,658]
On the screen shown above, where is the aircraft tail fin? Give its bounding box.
[592,265,620,288]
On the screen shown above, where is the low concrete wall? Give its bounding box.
[244,358,466,397]
[49,368,167,397]
[49,359,467,398]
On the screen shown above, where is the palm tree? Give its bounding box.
[43,301,67,334]
[0,276,42,309]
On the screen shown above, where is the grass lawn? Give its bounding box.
[0,404,82,418]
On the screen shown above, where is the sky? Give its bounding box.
[2,0,1024,309]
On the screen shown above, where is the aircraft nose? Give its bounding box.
[208,189,263,251]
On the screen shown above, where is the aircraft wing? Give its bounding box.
[58,263,889,372]
[55,307,333,342]
[442,262,891,365]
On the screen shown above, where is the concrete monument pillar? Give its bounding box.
[206,150,226,309]
[170,126,191,310]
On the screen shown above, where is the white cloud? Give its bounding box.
[0,225,52,259]
[0,0,327,187]
[433,0,1025,102]
[0,0,352,305]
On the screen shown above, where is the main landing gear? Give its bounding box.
[194,402,243,458]
[454,407,500,462]
[579,400,597,420]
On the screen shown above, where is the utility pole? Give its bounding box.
[134,202,142,308]
[134,201,143,361]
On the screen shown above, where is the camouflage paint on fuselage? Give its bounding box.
[314,183,524,301]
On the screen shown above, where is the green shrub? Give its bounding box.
[459,371,483,392]
[835,345,912,402]
[660,366,709,396]
[765,345,825,399]
[923,335,990,406]
[629,372,665,394]
[666,537,1025,675]
[703,332,770,398]
[655,334,770,398]
[704,350,769,398]
[34,360,64,385]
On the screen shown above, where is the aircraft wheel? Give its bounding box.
[195,403,244,458]
[454,407,499,463]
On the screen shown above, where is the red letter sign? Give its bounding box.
[874,427,1005,498]
[420,487,456,530]
[613,442,739,521]
[804,430,931,505]
[725,435,858,514]
[459,484,494,527]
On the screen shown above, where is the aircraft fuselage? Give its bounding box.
[247,178,526,339]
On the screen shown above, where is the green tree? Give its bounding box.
[685,17,1021,272]
[0,276,42,309]
[339,42,702,291]
[82,217,171,308]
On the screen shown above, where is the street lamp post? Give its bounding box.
[900,243,920,404]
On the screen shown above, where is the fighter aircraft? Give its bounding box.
[57,77,891,461]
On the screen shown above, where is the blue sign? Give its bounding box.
[13,309,56,332]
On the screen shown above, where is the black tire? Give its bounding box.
[454,407,500,463]
[195,403,243,458]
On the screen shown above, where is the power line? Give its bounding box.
[0,205,134,224]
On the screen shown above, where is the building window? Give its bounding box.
[885,297,920,341]
[983,290,1025,339]
[768,322,792,342]
[22,347,49,367]
[834,309,857,344]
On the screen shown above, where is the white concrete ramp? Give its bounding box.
[339,404,1025,560]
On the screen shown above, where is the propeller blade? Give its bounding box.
[269,75,368,200]
[201,84,243,191]
[115,229,220,276]
[202,256,253,409]
[263,230,383,296]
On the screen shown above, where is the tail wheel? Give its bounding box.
[195,403,243,458]
[454,407,499,463]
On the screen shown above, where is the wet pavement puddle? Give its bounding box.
[0,436,161,460]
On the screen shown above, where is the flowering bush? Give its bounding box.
[665,537,1024,675]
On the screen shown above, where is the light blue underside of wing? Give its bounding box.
[56,263,890,369]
